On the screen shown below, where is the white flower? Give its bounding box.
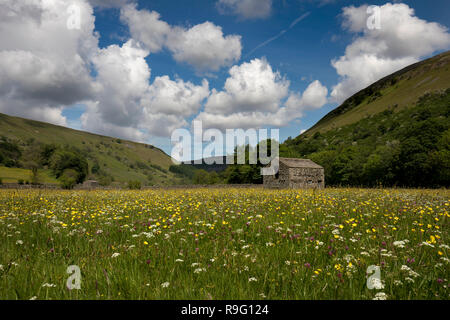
[248,277,258,282]
[42,283,56,288]
[421,241,435,248]
[360,251,370,257]
[29,296,37,300]
[439,244,449,249]
[161,282,170,288]
[400,265,420,278]
[0,265,3,271]
[285,261,291,266]
[175,259,184,263]
[405,277,415,283]
[441,257,450,263]
[343,254,354,262]
[393,240,407,248]
[368,277,385,290]
[373,292,388,300]
[409,270,420,278]
[16,240,23,245]
[111,253,120,258]
[265,242,274,247]
[381,252,394,257]
[394,280,403,286]
[400,265,411,272]
[259,293,266,298]
[191,262,200,267]
[194,268,206,274]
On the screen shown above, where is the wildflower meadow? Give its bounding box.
[0,188,448,300]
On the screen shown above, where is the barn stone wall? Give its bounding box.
[263,162,290,188]
[263,162,325,189]
[288,167,324,189]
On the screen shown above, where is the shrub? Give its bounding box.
[91,162,100,174]
[18,179,24,185]
[98,175,113,186]
[127,180,142,190]
[59,169,78,189]
[49,150,88,184]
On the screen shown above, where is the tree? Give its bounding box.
[59,169,79,189]
[127,180,142,190]
[24,161,40,185]
[49,150,88,185]
[193,169,210,184]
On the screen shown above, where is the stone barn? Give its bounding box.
[80,180,99,189]
[263,157,325,189]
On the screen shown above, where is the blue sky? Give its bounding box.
[94,0,450,151]
[1,0,450,159]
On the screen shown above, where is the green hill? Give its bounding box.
[305,50,450,136]
[0,113,182,186]
[282,51,450,187]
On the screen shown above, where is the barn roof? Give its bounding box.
[278,157,323,169]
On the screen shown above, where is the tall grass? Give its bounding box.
[0,188,448,300]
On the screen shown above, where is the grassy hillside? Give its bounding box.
[0,166,59,184]
[0,113,182,186]
[282,51,450,187]
[305,50,450,136]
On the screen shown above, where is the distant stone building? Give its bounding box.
[79,180,99,189]
[263,157,325,189]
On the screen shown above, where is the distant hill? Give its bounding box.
[282,51,450,187]
[0,113,183,186]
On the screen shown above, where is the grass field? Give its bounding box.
[0,166,59,184]
[0,188,448,300]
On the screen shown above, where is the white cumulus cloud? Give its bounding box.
[167,22,242,72]
[205,58,289,115]
[120,4,171,53]
[0,0,99,125]
[331,3,450,103]
[196,58,328,130]
[88,0,131,8]
[121,4,242,72]
[0,0,212,140]
[83,39,210,139]
[144,76,209,117]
